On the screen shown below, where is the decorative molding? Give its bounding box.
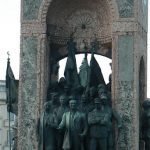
[38,0,117,23]
[21,22,46,35]
[116,0,134,18]
[23,0,43,20]
[112,21,137,33]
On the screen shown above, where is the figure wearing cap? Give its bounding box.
[88,98,109,150]
[98,84,111,106]
[78,94,94,150]
[142,99,150,150]
[100,93,122,150]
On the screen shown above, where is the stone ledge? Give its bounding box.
[21,22,46,35]
[112,21,147,42]
[112,21,137,33]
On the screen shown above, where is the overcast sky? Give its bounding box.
[0,0,150,97]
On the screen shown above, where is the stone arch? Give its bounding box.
[37,0,117,106]
[38,0,119,23]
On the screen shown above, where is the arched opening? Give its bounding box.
[139,56,145,150]
[46,0,113,97]
[41,0,117,149]
[59,54,112,83]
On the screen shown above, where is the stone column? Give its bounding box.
[112,20,147,150]
[18,21,48,150]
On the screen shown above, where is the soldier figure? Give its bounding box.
[78,94,94,150]
[100,93,122,150]
[88,98,109,150]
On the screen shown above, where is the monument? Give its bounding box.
[18,0,148,150]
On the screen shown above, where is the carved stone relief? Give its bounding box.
[117,81,134,149]
[46,0,112,45]
[116,0,134,18]
[23,0,43,20]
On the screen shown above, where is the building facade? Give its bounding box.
[0,80,15,150]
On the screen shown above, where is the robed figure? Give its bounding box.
[64,37,80,91]
[38,101,57,150]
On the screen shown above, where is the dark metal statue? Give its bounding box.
[100,93,122,150]
[88,98,110,150]
[98,84,112,106]
[40,36,120,150]
[53,95,69,150]
[58,99,88,150]
[38,101,57,150]
[78,94,94,150]
[78,94,94,115]
[142,99,150,150]
[49,92,59,110]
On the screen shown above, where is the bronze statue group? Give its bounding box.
[38,84,122,150]
[37,37,150,150]
[37,37,123,150]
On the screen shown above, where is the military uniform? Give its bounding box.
[88,108,109,150]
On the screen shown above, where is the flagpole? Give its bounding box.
[9,110,12,150]
[7,52,12,150]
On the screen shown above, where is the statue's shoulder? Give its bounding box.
[88,109,96,117]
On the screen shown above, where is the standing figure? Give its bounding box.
[58,77,67,95]
[100,93,122,150]
[142,99,150,150]
[53,95,69,150]
[89,86,97,102]
[78,94,94,150]
[38,101,57,150]
[98,84,111,106]
[49,92,59,111]
[78,94,94,115]
[58,100,88,150]
[88,98,109,150]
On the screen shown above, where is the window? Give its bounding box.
[0,85,6,92]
